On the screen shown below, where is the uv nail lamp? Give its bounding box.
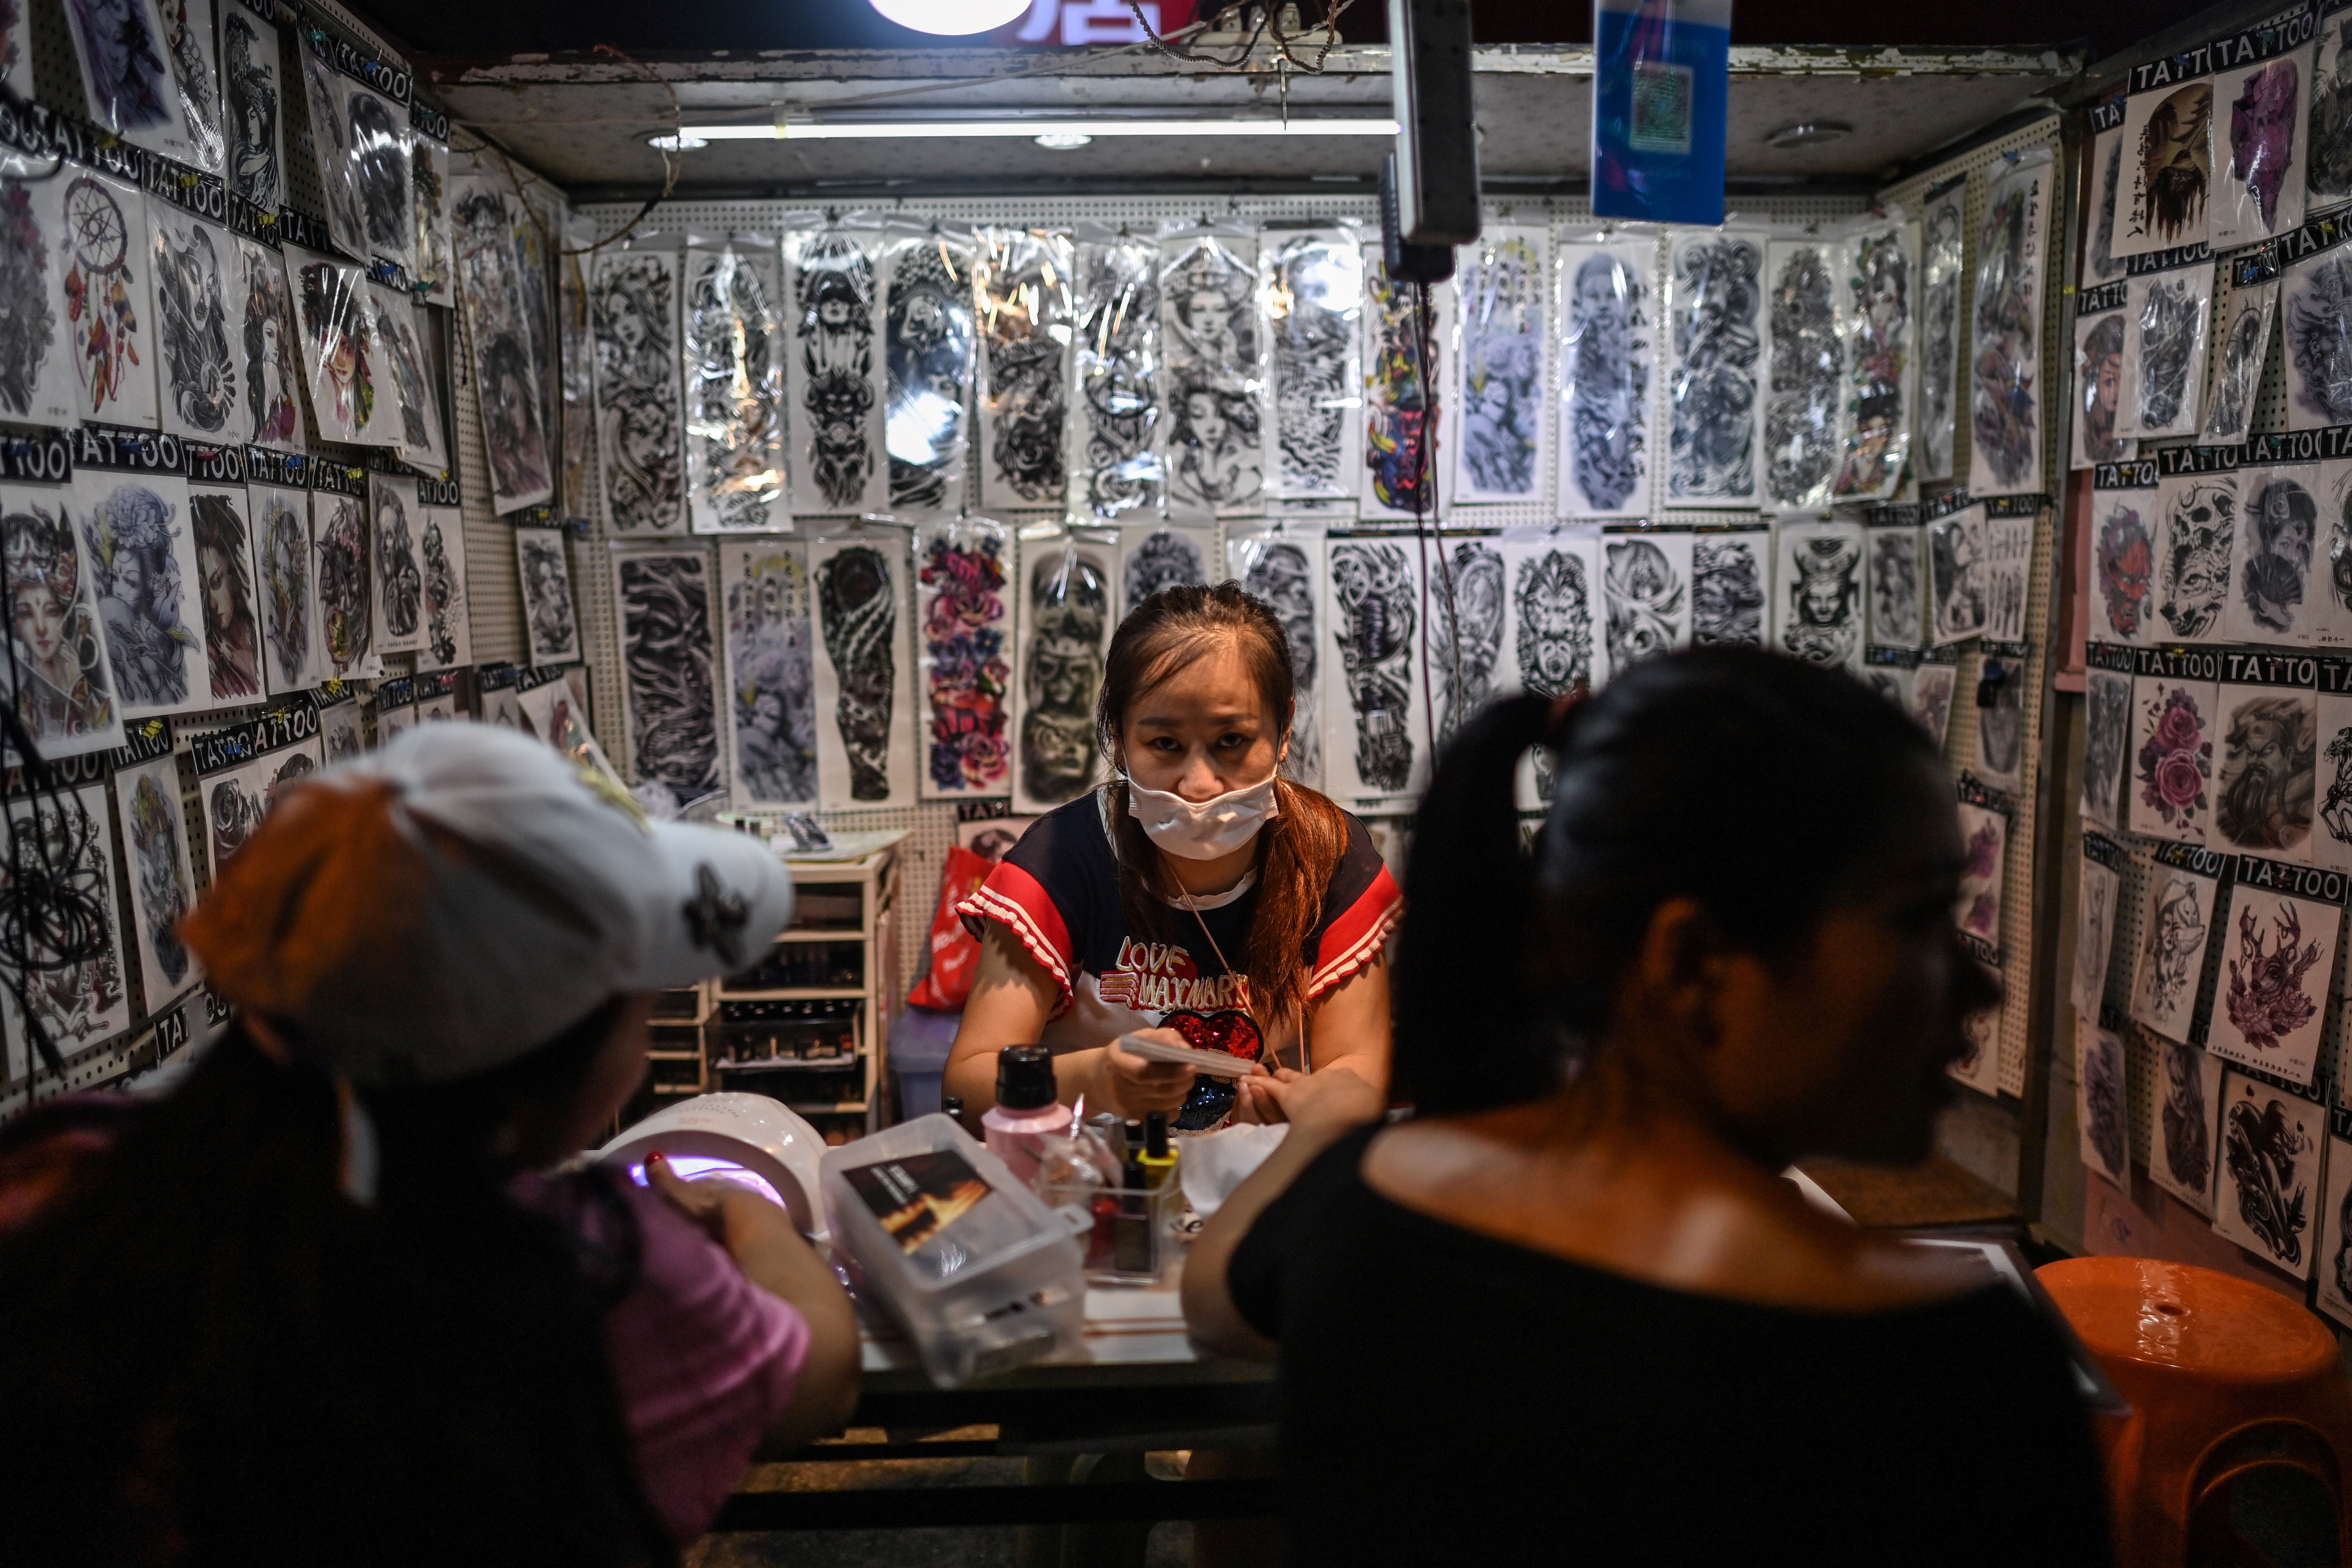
[596,1093,829,1239]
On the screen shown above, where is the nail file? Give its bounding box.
[1116,1032,1262,1079]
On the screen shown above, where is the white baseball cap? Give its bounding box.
[184,723,794,1087]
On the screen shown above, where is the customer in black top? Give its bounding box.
[1183,647,2112,1567]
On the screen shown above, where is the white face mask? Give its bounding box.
[1123,772,1282,860]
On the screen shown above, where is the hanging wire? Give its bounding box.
[452,43,683,259]
[1120,0,1358,74]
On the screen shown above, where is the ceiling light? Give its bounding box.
[1034,131,1093,149]
[868,0,1030,35]
[672,117,1401,142]
[647,132,709,151]
[1763,121,1854,150]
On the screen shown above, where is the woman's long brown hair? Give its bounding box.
[1096,581,1351,1052]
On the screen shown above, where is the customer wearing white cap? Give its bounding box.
[0,725,860,1567]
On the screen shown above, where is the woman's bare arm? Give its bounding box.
[944,924,1192,1119]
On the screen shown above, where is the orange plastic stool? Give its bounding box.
[2037,1256,2352,1566]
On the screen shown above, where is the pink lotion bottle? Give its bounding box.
[983,1044,1071,1187]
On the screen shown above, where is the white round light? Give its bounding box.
[868,0,1030,35]
[1035,131,1093,150]
[648,132,709,151]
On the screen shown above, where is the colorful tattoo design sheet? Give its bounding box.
[0,485,122,759]
[1773,520,1865,676]
[2117,78,2213,258]
[71,466,202,719]
[2206,873,2339,1088]
[1691,525,1768,648]
[2084,670,2132,829]
[1230,528,1325,788]
[309,487,373,679]
[1866,524,1922,648]
[1012,532,1112,816]
[974,228,1072,511]
[718,537,818,809]
[1599,529,1691,681]
[592,248,685,533]
[615,547,721,808]
[2091,477,2159,645]
[2213,1070,2322,1278]
[2119,263,2212,440]
[414,498,469,672]
[2130,855,2219,1040]
[371,287,445,472]
[882,226,976,516]
[2073,310,2133,469]
[64,0,178,150]
[914,517,1012,800]
[1663,229,1764,507]
[1917,183,1966,483]
[449,177,553,512]
[2212,680,2317,855]
[1968,152,2050,499]
[2202,280,2277,447]
[1323,536,1429,803]
[2149,1039,2222,1214]
[220,1,283,212]
[2153,471,2240,644]
[2076,1022,2131,1188]
[1761,237,1843,511]
[2211,49,2311,248]
[2284,242,2352,432]
[287,247,384,447]
[49,171,156,427]
[1556,237,1655,519]
[366,475,422,656]
[811,534,916,808]
[0,165,88,427]
[784,220,885,517]
[1451,226,1546,504]
[1070,228,1163,521]
[1830,218,1916,502]
[2314,14,2352,214]
[514,526,578,665]
[2072,836,2121,1014]
[1361,251,1451,520]
[187,478,259,703]
[2225,466,2321,644]
[114,749,199,1009]
[1427,537,1507,746]
[1262,226,1361,503]
[199,731,320,877]
[683,240,787,534]
[249,482,313,694]
[2130,673,2218,844]
[1160,226,1264,519]
[231,237,299,448]
[1118,524,1209,621]
[2082,116,2129,289]
[0,784,129,1056]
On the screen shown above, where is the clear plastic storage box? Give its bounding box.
[820,1113,1089,1387]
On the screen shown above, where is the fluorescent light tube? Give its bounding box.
[665,117,1399,143]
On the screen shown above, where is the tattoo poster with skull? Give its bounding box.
[199,734,322,882]
[1772,520,1865,676]
[2131,671,2219,843]
[614,547,722,808]
[2205,867,2341,1087]
[809,534,916,809]
[413,498,470,673]
[1426,536,1510,749]
[1917,181,1966,484]
[912,518,1011,801]
[973,227,1072,512]
[1450,226,1547,506]
[2213,677,2318,856]
[112,748,200,1011]
[1497,528,1603,812]
[1159,226,1265,520]
[2314,1132,2352,1328]
[1952,793,2009,955]
[1323,536,1430,806]
[682,241,787,534]
[0,782,131,1062]
[2084,667,2134,829]
[2153,471,2240,644]
[1011,531,1113,817]
[45,170,158,428]
[2213,1070,2322,1277]
[2201,280,2278,447]
[782,220,886,518]
[1760,237,1845,512]
[2118,262,2213,441]
[1864,525,1922,648]
[718,540,818,809]
[2283,241,2352,432]
[882,224,977,518]
[1664,229,1765,508]
[2148,1039,2223,1215]
[1555,237,1656,520]
[1119,525,1211,623]
[0,169,95,427]
[1829,216,1918,503]
[2076,1022,2131,1189]
[2072,310,2135,469]
[2225,466,2322,645]
[2129,853,2220,1041]
[2211,49,2312,248]
[1967,151,2051,500]
[1262,226,1362,504]
[1598,528,1693,683]
[2071,833,2123,1019]
[591,247,686,533]
[1070,227,1165,522]
[1360,246,1452,522]
[2117,77,2213,259]
[1229,528,1325,789]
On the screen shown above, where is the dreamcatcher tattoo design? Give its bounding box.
[63,177,140,416]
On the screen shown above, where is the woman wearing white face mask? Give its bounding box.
[946,582,1399,1126]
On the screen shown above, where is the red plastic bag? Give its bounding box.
[907,845,995,1011]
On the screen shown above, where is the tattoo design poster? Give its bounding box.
[366,475,423,656]
[113,749,199,1009]
[1774,520,1865,675]
[514,526,579,666]
[2212,49,2312,248]
[882,227,976,516]
[811,534,916,808]
[149,207,235,442]
[2091,477,2159,645]
[718,538,818,809]
[2073,310,2133,469]
[314,65,415,277]
[316,690,361,761]
[450,178,553,512]
[556,218,594,511]
[2149,1039,2223,1214]
[286,248,384,447]
[615,549,722,807]
[0,0,22,101]
[1012,532,1112,816]
[2076,1022,2130,1189]
[1761,237,1844,511]
[2316,684,2352,873]
[2314,13,2352,214]
[2130,855,2219,1040]
[2131,672,2219,844]
[155,0,222,174]
[0,784,129,1056]
[308,487,374,680]
[1926,504,1991,645]
[2213,679,2317,855]
[231,237,299,448]
[1866,524,1922,648]
[974,228,1072,511]
[63,0,177,151]
[2071,836,2121,1015]
[2225,466,2321,645]
[1665,229,1764,507]
[914,519,1010,800]
[1917,183,1966,483]
[199,730,321,877]
[0,486,122,759]
[683,241,787,534]
[2206,871,2340,1087]
[592,248,685,533]
[1118,525,1210,622]
[1160,226,1264,519]
[1451,226,1546,505]
[71,466,201,720]
[509,191,563,509]
[248,482,313,694]
[2213,1070,2322,1277]
[2153,471,2239,643]
[188,478,259,704]
[1361,251,1451,520]
[2284,242,2352,432]
[1968,153,2050,500]
[49,171,157,427]
[1912,658,1959,751]
[1323,537,1430,804]
[2082,115,2129,290]
[1427,538,1507,747]
[2084,668,2132,828]
[372,288,446,473]
[1953,794,2009,954]
[1070,229,1163,521]
[2319,1135,2352,1328]
[784,221,885,517]
[1262,226,1361,503]
[414,499,469,672]
[2117,77,2213,258]
[1690,525,1768,648]
[2202,280,2277,447]
[0,167,86,427]
[2119,263,2212,441]
[1230,528,1324,788]
[1598,529,1691,681]
[411,136,449,304]
[220,1,283,212]
[1500,532,1603,714]
[1556,237,1655,519]
[1977,667,2027,795]
[1830,218,1916,502]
